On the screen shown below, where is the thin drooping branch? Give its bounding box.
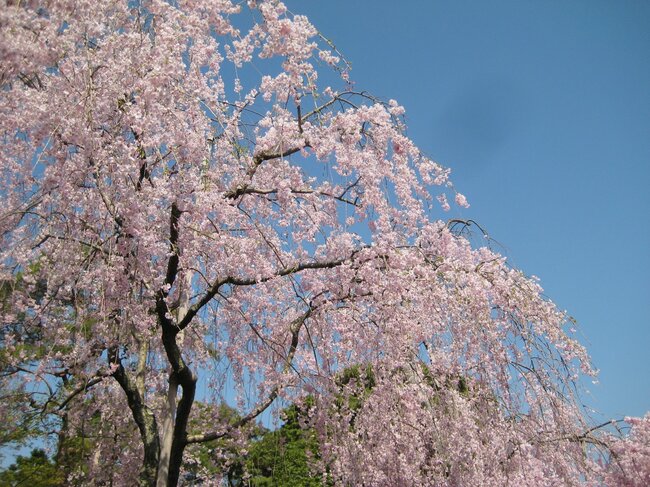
[299,90,366,121]
[186,308,311,445]
[56,376,105,412]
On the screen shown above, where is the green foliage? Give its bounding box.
[335,364,375,390]
[0,401,42,448]
[55,430,96,481]
[185,402,263,482]
[332,364,376,432]
[242,403,322,487]
[0,449,64,487]
[183,400,322,486]
[229,366,379,486]
[0,271,50,451]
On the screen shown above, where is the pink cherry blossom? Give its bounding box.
[0,1,641,485]
[455,192,470,208]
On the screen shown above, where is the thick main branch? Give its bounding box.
[224,144,307,200]
[178,252,363,331]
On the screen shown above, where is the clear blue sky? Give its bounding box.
[287,0,650,422]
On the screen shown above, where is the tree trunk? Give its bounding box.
[166,371,197,487]
[156,375,178,487]
[109,347,161,486]
[159,271,196,487]
[138,410,161,487]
